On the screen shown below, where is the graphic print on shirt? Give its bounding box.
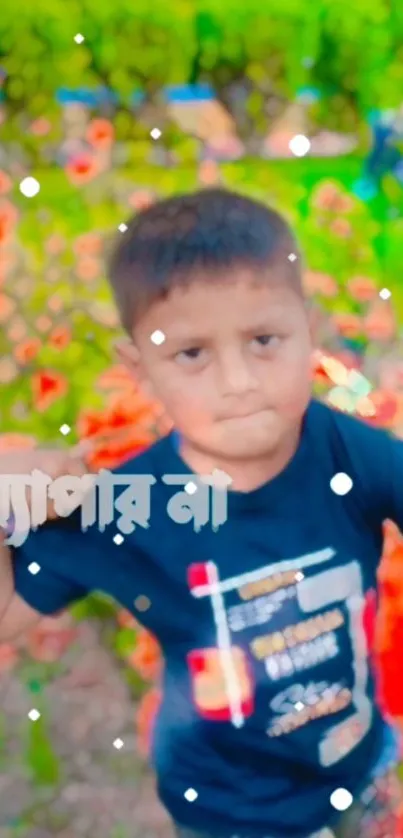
[187,549,373,767]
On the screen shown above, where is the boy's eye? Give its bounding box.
[176,347,203,362]
[253,335,279,347]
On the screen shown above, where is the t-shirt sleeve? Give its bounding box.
[12,519,92,616]
[382,433,403,531]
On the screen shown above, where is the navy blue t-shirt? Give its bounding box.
[12,400,403,837]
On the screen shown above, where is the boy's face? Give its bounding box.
[124,269,313,461]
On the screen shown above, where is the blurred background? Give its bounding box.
[1,1,403,836]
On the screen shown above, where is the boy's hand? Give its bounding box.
[0,443,91,522]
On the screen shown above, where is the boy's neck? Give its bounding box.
[179,424,303,493]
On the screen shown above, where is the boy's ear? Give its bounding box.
[114,338,156,399]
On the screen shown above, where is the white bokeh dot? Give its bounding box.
[150,128,162,140]
[134,595,151,612]
[118,223,128,233]
[113,738,124,749]
[74,33,85,44]
[184,788,198,803]
[330,788,353,812]
[379,288,391,300]
[28,709,41,721]
[59,423,71,436]
[330,473,353,496]
[289,135,311,157]
[19,177,40,197]
[113,534,124,546]
[28,562,41,575]
[288,253,297,262]
[151,330,166,345]
[294,701,305,712]
[295,571,304,582]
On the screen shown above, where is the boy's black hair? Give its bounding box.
[108,188,301,334]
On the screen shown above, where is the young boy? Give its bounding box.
[0,189,402,838]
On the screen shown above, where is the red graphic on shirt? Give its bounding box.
[187,562,255,721]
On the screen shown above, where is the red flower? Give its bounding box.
[49,325,71,350]
[127,629,162,681]
[362,390,400,429]
[0,200,18,244]
[14,337,41,364]
[86,118,115,148]
[31,370,68,411]
[66,154,100,186]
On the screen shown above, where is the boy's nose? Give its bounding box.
[217,352,259,397]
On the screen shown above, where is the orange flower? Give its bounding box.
[86,118,115,148]
[0,293,15,323]
[347,275,377,303]
[49,325,71,350]
[65,154,100,186]
[0,200,18,244]
[331,312,362,338]
[303,271,338,297]
[330,218,351,238]
[312,182,341,211]
[363,390,400,429]
[97,365,136,392]
[31,370,68,411]
[30,117,51,136]
[47,295,63,314]
[8,319,27,342]
[0,433,36,451]
[0,170,12,194]
[76,258,100,282]
[25,614,78,663]
[127,630,162,681]
[363,300,396,342]
[36,315,52,333]
[0,643,19,671]
[86,431,153,470]
[136,688,162,757]
[45,234,66,255]
[73,232,102,257]
[14,337,41,364]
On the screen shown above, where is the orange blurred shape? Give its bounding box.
[331,312,362,338]
[0,200,18,244]
[0,433,36,451]
[0,643,19,671]
[364,299,396,342]
[73,232,102,257]
[129,190,155,211]
[363,390,400,429]
[0,293,15,323]
[199,160,220,186]
[0,170,12,194]
[86,118,115,148]
[30,117,51,136]
[45,234,66,255]
[36,315,52,333]
[303,271,338,297]
[25,613,78,663]
[136,688,162,757]
[117,608,139,630]
[97,365,135,392]
[49,325,71,350]
[127,629,162,681]
[330,218,351,238]
[76,258,100,282]
[347,275,377,303]
[31,369,68,411]
[14,337,41,364]
[66,154,100,185]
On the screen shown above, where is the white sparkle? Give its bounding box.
[118,223,128,233]
[59,424,71,436]
[113,738,124,750]
[28,709,41,721]
[150,128,162,140]
[330,473,353,496]
[28,562,41,575]
[295,571,304,582]
[19,177,40,198]
[113,534,124,546]
[330,788,353,812]
[289,134,311,157]
[150,329,166,345]
[184,788,198,803]
[74,33,85,44]
[288,253,297,262]
[294,701,305,712]
[185,481,198,495]
[379,287,391,300]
